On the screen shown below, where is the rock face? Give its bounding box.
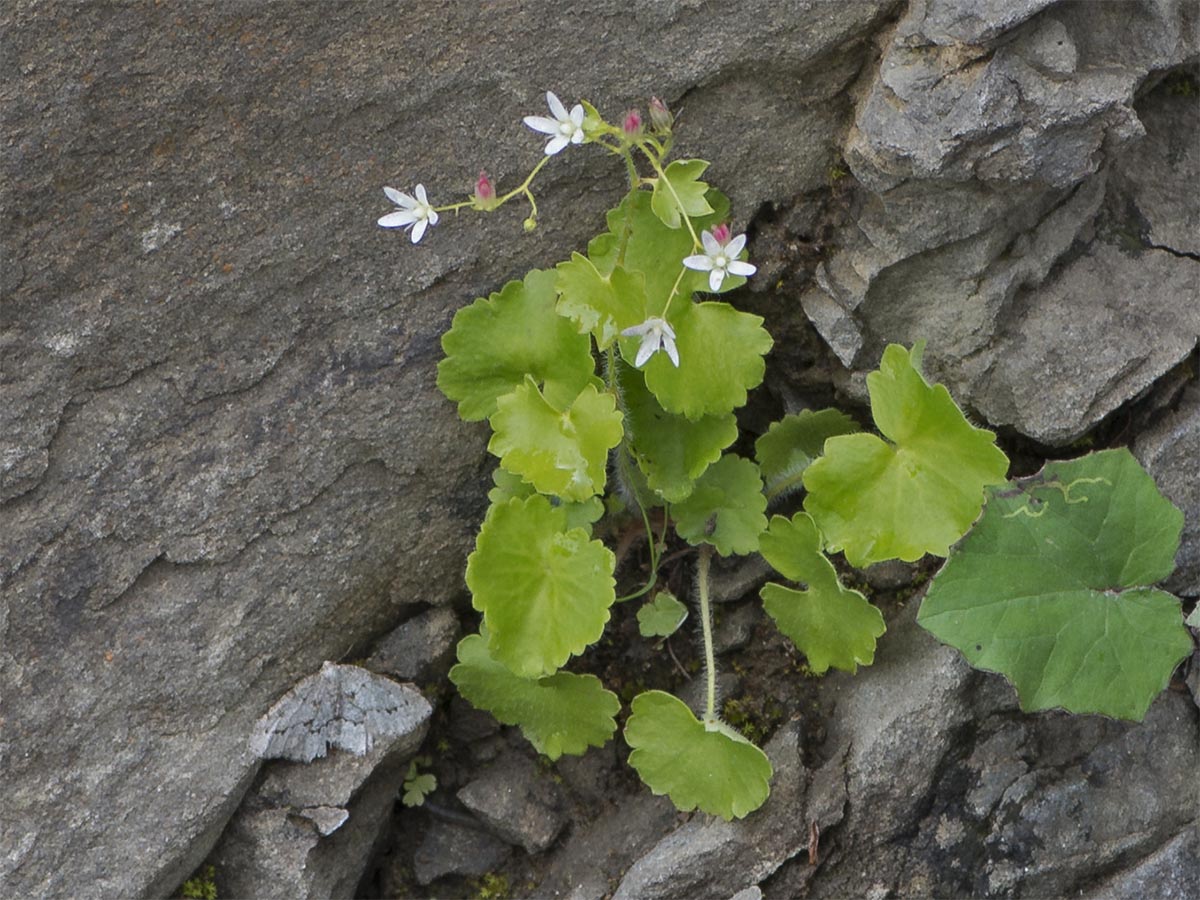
[2,1,1197,898]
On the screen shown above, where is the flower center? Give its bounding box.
[559,121,574,135]
[715,254,728,268]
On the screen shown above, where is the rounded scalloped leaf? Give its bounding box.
[437,269,596,421]
[487,468,603,532]
[619,362,738,503]
[673,455,767,556]
[637,591,689,638]
[756,409,860,498]
[555,254,649,349]
[803,343,1008,567]
[635,302,773,421]
[467,495,616,678]
[650,159,715,229]
[759,514,886,674]
[625,690,772,820]
[918,449,1193,721]
[489,378,624,502]
[449,634,620,760]
[590,190,739,305]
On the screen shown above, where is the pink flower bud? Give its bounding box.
[474,170,495,206]
[649,96,673,132]
[622,109,643,137]
[711,222,732,245]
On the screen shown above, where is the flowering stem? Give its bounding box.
[697,544,717,719]
[659,264,689,319]
[640,150,702,250]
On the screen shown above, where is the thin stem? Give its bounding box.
[697,544,717,720]
[639,148,702,249]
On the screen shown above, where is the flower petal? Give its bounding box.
[622,321,651,337]
[701,230,722,257]
[545,135,570,155]
[634,335,657,367]
[570,104,585,126]
[662,333,680,367]
[411,218,429,244]
[725,234,747,257]
[415,184,428,205]
[524,115,560,135]
[378,210,418,228]
[708,269,725,292]
[383,186,406,205]
[570,129,585,144]
[658,319,677,340]
[546,91,568,121]
[728,260,756,277]
[427,208,440,226]
[683,254,714,271]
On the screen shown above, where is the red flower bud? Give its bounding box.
[711,222,732,245]
[649,96,673,132]
[622,109,643,137]
[474,170,495,206]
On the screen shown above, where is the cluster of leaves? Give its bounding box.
[416,98,1195,822]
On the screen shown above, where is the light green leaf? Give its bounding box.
[634,302,773,420]
[673,455,767,556]
[637,591,689,638]
[555,254,649,349]
[756,410,861,498]
[402,763,437,807]
[625,690,772,820]
[467,496,616,678]
[620,362,738,502]
[487,468,603,532]
[803,343,1009,566]
[650,159,715,229]
[591,191,739,307]
[450,633,620,759]
[489,377,624,502]
[438,269,596,421]
[918,449,1193,721]
[759,513,886,673]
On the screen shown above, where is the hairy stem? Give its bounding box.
[697,543,717,719]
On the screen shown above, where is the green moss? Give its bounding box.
[179,865,218,900]
[471,872,511,900]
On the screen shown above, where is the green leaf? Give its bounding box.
[756,410,861,498]
[591,191,739,307]
[438,269,596,421]
[467,496,616,678]
[625,690,772,820]
[619,362,738,502]
[918,449,1193,720]
[489,377,624,502]
[673,455,768,556]
[650,159,715,229]
[637,591,689,638]
[450,633,620,760]
[634,302,773,420]
[402,764,437,807]
[487,468,603,532]
[556,254,649,349]
[759,513,886,673]
[803,343,1009,566]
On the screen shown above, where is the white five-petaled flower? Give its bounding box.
[622,316,679,368]
[378,184,439,243]
[683,227,757,292]
[523,91,586,155]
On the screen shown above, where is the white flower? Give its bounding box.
[683,228,757,292]
[378,184,439,243]
[523,91,585,155]
[622,316,679,368]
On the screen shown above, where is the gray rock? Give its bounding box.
[3,2,896,894]
[1134,380,1200,598]
[714,601,761,655]
[728,887,764,900]
[411,818,511,886]
[366,606,460,682]
[457,753,567,854]
[612,722,810,900]
[251,662,431,763]
[862,559,917,591]
[1085,824,1200,900]
[211,671,430,899]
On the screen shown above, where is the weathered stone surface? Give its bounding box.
[365,606,460,682]
[1,2,896,895]
[1135,379,1200,598]
[411,818,511,887]
[457,752,567,854]
[1085,824,1200,900]
[210,671,429,899]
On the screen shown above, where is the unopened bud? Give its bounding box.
[711,222,732,245]
[622,109,643,137]
[474,170,496,209]
[649,96,673,132]
[523,216,537,233]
